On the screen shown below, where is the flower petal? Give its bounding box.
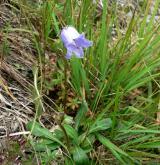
[60,26,93,59]
[67,44,84,58]
[65,50,72,59]
[61,26,80,47]
[74,34,93,48]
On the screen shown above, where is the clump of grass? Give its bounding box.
[7,0,160,164]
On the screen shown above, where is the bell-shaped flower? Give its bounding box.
[60,26,93,59]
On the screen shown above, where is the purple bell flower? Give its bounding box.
[60,26,93,59]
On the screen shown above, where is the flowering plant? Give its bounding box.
[60,26,92,59]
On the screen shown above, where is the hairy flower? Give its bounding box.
[60,26,93,59]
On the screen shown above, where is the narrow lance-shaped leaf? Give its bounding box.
[72,146,89,165]
[27,121,66,149]
[75,101,88,130]
[89,118,112,134]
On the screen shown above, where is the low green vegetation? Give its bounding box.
[2,0,160,164]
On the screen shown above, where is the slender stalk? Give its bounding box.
[58,114,70,151]
[60,55,71,151]
[63,57,68,114]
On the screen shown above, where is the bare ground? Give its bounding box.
[0,2,42,164]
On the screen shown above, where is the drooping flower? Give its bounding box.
[60,26,93,59]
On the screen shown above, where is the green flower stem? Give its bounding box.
[63,57,68,114]
[58,114,70,152]
[58,56,71,151]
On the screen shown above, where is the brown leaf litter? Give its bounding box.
[0,0,57,150]
[0,1,36,153]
